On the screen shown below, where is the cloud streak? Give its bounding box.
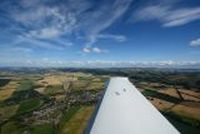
[97,34,127,42]
[82,0,132,44]
[132,3,200,27]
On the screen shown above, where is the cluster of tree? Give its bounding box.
[0,79,10,87]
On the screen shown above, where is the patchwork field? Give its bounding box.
[0,68,200,134]
[0,71,106,134]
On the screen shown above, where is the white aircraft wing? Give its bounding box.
[85,77,180,134]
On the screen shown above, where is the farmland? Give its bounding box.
[0,68,200,134]
[0,69,107,134]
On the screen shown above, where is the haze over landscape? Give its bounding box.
[0,0,199,68]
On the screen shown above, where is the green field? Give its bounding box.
[44,85,64,95]
[31,124,55,134]
[17,98,42,115]
[16,80,35,91]
[1,121,24,134]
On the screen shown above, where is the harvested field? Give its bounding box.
[0,81,19,101]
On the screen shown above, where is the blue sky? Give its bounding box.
[0,0,200,67]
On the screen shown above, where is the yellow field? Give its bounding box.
[149,87,200,121]
[159,88,181,98]
[39,74,77,85]
[180,89,200,101]
[87,82,105,90]
[150,98,175,111]
[34,87,45,94]
[0,81,19,101]
[171,102,200,121]
[71,81,88,90]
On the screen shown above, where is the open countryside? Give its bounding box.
[0,68,200,134]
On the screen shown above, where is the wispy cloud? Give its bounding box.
[98,34,127,42]
[0,0,131,53]
[0,1,77,52]
[132,3,200,27]
[16,6,76,43]
[80,0,132,47]
[0,46,33,63]
[190,38,200,47]
[10,35,73,51]
[27,27,63,39]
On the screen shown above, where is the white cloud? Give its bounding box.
[132,4,200,27]
[190,38,200,47]
[83,47,91,53]
[82,47,108,54]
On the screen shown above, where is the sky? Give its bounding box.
[0,0,200,68]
